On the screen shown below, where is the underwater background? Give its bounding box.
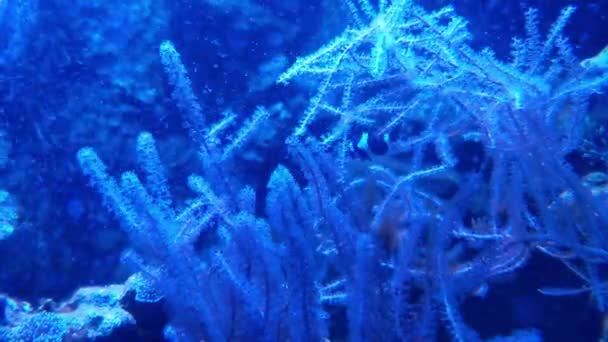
[1,0,608,341]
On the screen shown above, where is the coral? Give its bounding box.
[77,1,608,340]
[0,284,136,341]
[3,0,608,341]
[0,190,17,240]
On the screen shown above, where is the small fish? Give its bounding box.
[581,45,608,70]
[472,283,489,298]
[354,131,389,157]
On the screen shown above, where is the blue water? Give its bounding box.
[1,0,607,341]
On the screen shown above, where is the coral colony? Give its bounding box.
[2,0,608,341]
